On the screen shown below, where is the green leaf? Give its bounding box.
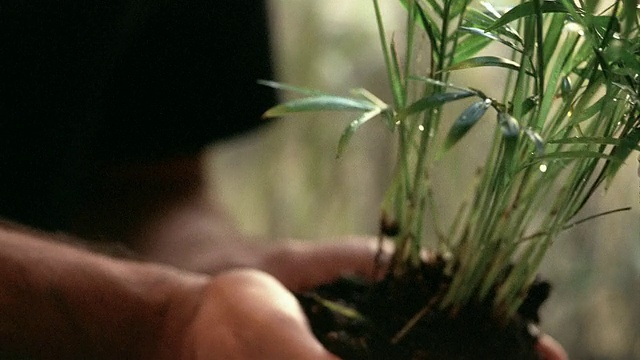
[309,294,366,322]
[441,99,492,153]
[497,112,521,138]
[257,80,329,97]
[390,38,406,107]
[262,96,377,118]
[336,109,382,158]
[421,0,443,18]
[373,0,404,108]
[453,34,494,64]
[478,1,503,20]
[603,127,640,187]
[408,76,477,93]
[403,91,477,117]
[444,56,531,75]
[562,37,597,74]
[547,136,640,151]
[565,97,604,126]
[621,0,639,35]
[524,128,545,154]
[522,96,539,116]
[486,0,575,32]
[414,2,441,57]
[535,150,619,161]
[449,0,471,19]
[458,27,521,53]
[465,6,522,44]
[592,15,620,33]
[560,76,572,99]
[542,14,567,66]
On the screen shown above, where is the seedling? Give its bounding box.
[264,0,639,355]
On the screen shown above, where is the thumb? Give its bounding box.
[186,269,339,360]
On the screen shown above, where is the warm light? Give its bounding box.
[539,164,548,173]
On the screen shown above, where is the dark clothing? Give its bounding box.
[0,1,275,231]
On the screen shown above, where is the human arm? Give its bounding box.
[0,221,205,358]
[0,222,341,359]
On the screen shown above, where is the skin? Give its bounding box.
[537,334,569,360]
[180,269,340,360]
[0,153,567,359]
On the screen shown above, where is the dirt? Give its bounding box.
[297,257,550,359]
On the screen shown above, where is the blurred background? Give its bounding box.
[207,1,640,358]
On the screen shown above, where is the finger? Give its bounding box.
[262,237,393,291]
[536,333,568,360]
[193,269,338,360]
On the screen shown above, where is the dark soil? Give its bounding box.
[297,258,550,360]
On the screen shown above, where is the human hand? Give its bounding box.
[258,237,390,292]
[258,239,568,360]
[536,333,569,360]
[175,269,338,360]
[259,240,568,359]
[169,261,566,360]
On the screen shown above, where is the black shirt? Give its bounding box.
[0,1,275,231]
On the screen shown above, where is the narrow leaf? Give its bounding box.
[336,110,381,158]
[390,38,406,107]
[422,0,443,18]
[547,136,640,151]
[403,91,477,117]
[603,127,640,187]
[465,6,523,44]
[453,35,495,64]
[310,294,366,322]
[408,76,477,94]
[458,27,521,52]
[414,2,441,56]
[621,0,638,35]
[257,80,329,97]
[444,56,531,75]
[486,1,575,32]
[497,112,521,138]
[262,96,377,118]
[522,96,539,116]
[560,76,572,99]
[542,14,567,66]
[535,151,619,161]
[592,16,620,33]
[442,99,492,153]
[524,128,545,154]
[565,96,605,127]
[478,1,502,19]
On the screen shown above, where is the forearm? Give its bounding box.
[0,222,207,359]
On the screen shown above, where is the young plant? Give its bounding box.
[264,0,639,324]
